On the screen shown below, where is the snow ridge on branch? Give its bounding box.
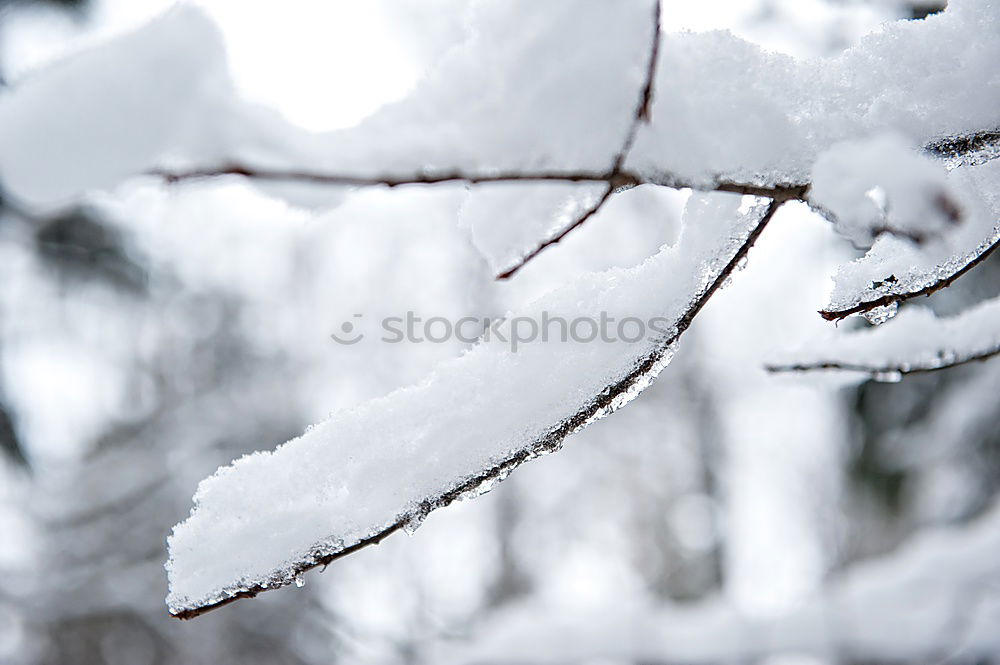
[818,228,1000,322]
[167,198,785,619]
[769,300,1000,379]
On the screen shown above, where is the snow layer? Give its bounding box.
[166,193,769,614]
[627,0,1000,187]
[0,6,231,209]
[0,0,653,209]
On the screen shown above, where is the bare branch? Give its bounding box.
[143,126,992,207]
[150,165,621,188]
[818,228,1000,322]
[171,197,786,620]
[147,121,995,201]
[765,341,1000,377]
[617,0,661,161]
[150,164,807,200]
[496,184,616,280]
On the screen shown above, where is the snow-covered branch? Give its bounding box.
[821,160,1000,323]
[2,0,993,298]
[144,128,997,198]
[767,300,1000,379]
[166,197,785,619]
[765,345,1000,378]
[148,166,808,202]
[148,130,990,283]
[3,0,998,635]
[818,231,1000,322]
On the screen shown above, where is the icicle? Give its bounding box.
[862,302,899,325]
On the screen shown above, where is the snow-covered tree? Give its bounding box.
[1,0,999,663]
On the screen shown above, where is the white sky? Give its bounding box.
[2,0,419,130]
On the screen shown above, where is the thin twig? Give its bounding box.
[150,164,807,201]
[616,0,661,162]
[496,184,615,280]
[144,130,996,205]
[151,165,621,188]
[765,342,1000,377]
[144,128,1000,195]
